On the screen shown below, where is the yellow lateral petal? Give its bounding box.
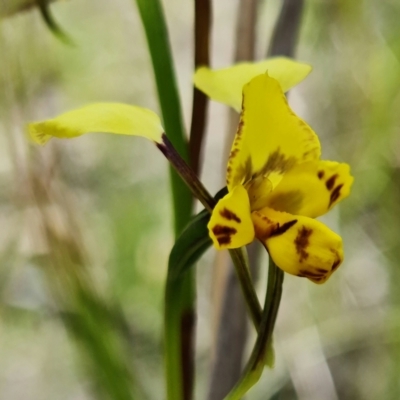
[208,185,255,250]
[28,103,164,145]
[194,57,312,112]
[265,161,354,217]
[227,73,321,192]
[252,207,343,284]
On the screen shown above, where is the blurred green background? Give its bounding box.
[0,0,399,399]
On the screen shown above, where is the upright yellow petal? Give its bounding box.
[194,57,312,112]
[28,103,164,145]
[227,73,321,191]
[208,185,255,250]
[265,161,354,217]
[252,207,343,284]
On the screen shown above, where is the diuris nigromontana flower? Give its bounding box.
[28,57,353,283]
[195,62,353,284]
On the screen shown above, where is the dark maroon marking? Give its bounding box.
[270,220,297,237]
[294,227,313,262]
[212,225,237,246]
[217,236,232,245]
[219,208,241,223]
[329,184,343,206]
[317,170,325,179]
[332,259,341,271]
[326,174,339,190]
[315,267,328,274]
[299,269,326,278]
[212,225,237,235]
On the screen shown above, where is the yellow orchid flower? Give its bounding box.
[28,58,352,284]
[198,71,353,284]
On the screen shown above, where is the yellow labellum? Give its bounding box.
[252,207,343,284]
[194,57,312,112]
[28,103,164,145]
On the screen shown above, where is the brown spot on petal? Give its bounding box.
[329,184,343,207]
[216,236,232,245]
[212,225,237,235]
[318,170,325,179]
[212,225,237,246]
[236,119,244,137]
[229,148,239,159]
[270,220,297,237]
[219,208,241,223]
[326,174,338,190]
[299,269,326,278]
[332,258,341,271]
[294,226,312,262]
[259,148,297,176]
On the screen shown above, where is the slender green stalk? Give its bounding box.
[135,0,192,234]
[224,258,284,400]
[134,2,194,399]
[228,247,262,328]
[37,0,73,44]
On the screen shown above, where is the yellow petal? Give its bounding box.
[208,185,255,250]
[244,175,273,211]
[194,57,312,112]
[28,103,164,145]
[227,73,321,191]
[252,207,343,284]
[265,161,354,217]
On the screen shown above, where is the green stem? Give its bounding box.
[224,258,284,400]
[134,2,194,399]
[135,0,192,234]
[228,247,262,328]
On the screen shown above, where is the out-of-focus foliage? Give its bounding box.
[1,0,399,399]
[0,0,55,18]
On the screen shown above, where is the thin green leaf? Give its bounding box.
[168,188,228,281]
[135,0,191,235]
[36,0,73,45]
[134,2,194,399]
[168,209,211,282]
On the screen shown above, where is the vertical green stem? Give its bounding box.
[224,258,284,400]
[134,2,194,399]
[228,248,262,328]
[135,0,192,233]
